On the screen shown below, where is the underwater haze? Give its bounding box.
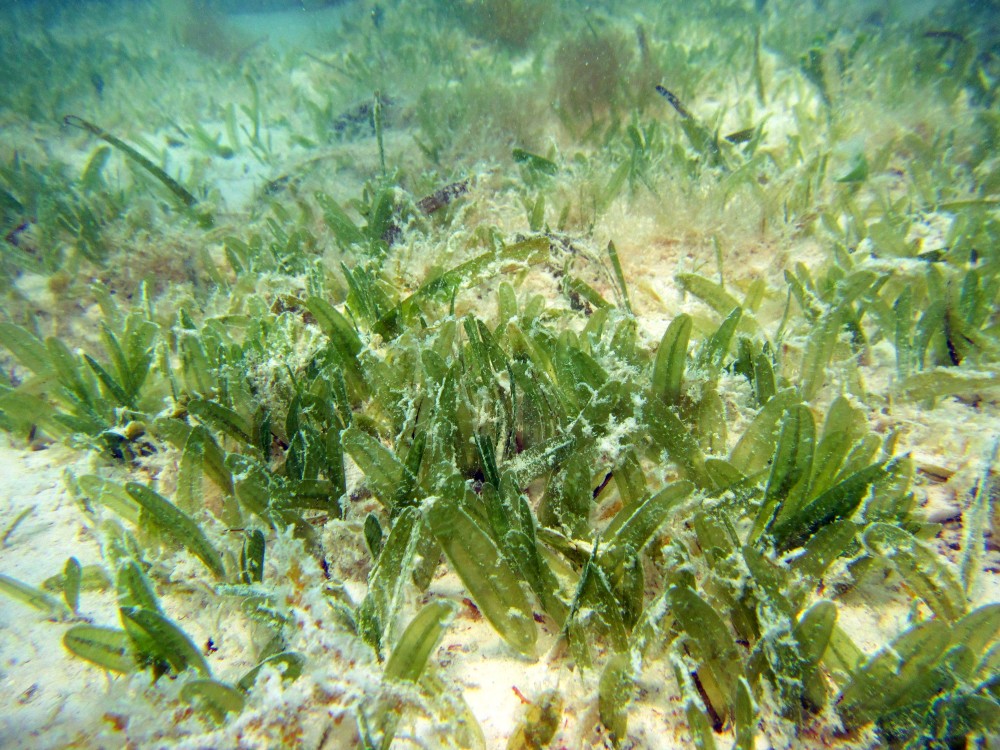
[0,1,998,748]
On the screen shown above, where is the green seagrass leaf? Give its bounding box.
[651,314,691,406]
[733,677,756,750]
[342,426,410,514]
[125,483,226,579]
[0,572,70,619]
[181,679,246,723]
[771,462,885,551]
[63,625,135,674]
[116,559,160,612]
[729,389,800,475]
[63,556,81,612]
[426,487,536,657]
[671,586,741,720]
[599,653,632,746]
[120,605,211,677]
[599,481,694,585]
[863,522,965,622]
[0,323,52,375]
[237,651,306,692]
[384,599,454,682]
[358,506,420,656]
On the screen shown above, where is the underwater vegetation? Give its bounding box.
[0,0,998,747]
[445,0,556,50]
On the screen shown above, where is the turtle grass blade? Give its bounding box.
[651,314,692,406]
[240,529,266,584]
[960,441,995,597]
[729,389,800,475]
[0,322,52,376]
[676,273,745,321]
[599,481,694,586]
[787,519,856,607]
[374,236,549,338]
[504,527,569,627]
[63,556,81,612]
[63,624,135,674]
[63,115,212,227]
[670,585,742,721]
[342,426,413,514]
[305,296,369,397]
[862,522,965,622]
[120,605,211,677]
[175,425,206,514]
[188,398,253,447]
[696,306,742,381]
[599,653,633,746]
[770,461,886,552]
[564,545,629,667]
[835,619,950,731]
[237,651,305,692]
[357,506,421,656]
[117,559,160,612]
[426,485,536,657]
[125,482,226,579]
[733,677,756,750]
[315,191,366,248]
[645,396,709,487]
[952,604,1000,663]
[383,600,454,682]
[180,679,246,724]
[606,241,632,314]
[0,573,70,619]
[750,403,815,544]
[794,599,837,711]
[78,474,140,524]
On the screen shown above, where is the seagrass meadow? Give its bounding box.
[0,0,998,747]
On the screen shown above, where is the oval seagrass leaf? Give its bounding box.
[341,426,408,513]
[63,624,136,674]
[237,651,306,692]
[63,556,81,612]
[862,522,965,622]
[794,599,837,710]
[180,679,245,724]
[117,559,160,612]
[187,399,253,446]
[949,604,1000,658]
[835,618,950,730]
[698,306,743,380]
[0,573,70,619]
[0,323,52,375]
[125,483,226,579]
[771,462,886,552]
[599,480,694,583]
[599,652,633,745]
[426,496,537,657]
[733,677,756,750]
[791,520,857,580]
[240,529,265,585]
[651,314,692,406]
[670,585,741,721]
[358,506,421,656]
[384,600,454,682]
[120,606,211,677]
[77,474,140,524]
[729,389,800,475]
[304,296,362,355]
